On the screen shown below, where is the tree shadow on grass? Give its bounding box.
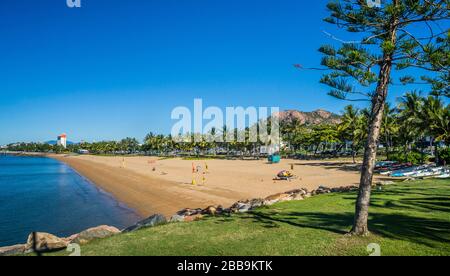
[243,211,450,247]
[245,211,352,235]
[369,213,450,247]
[370,196,450,213]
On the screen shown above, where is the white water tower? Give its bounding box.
[57,134,67,148]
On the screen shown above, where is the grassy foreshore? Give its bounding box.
[46,179,450,256]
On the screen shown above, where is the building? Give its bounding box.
[78,149,89,154]
[57,134,67,148]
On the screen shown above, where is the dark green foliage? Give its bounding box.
[389,150,429,164]
[319,0,449,102]
[438,147,450,164]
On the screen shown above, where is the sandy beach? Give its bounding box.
[51,155,384,218]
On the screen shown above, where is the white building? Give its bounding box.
[57,134,67,148]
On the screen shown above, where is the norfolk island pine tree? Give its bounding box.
[298,0,449,235]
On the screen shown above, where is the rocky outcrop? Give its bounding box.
[26,232,69,252]
[71,225,121,245]
[123,214,167,233]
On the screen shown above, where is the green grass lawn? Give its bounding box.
[51,179,450,256]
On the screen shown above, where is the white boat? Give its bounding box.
[435,174,450,179]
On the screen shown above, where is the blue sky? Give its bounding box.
[0,0,446,144]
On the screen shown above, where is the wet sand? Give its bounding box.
[51,155,381,218]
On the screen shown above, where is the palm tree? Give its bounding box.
[420,96,450,163]
[398,91,426,154]
[338,105,367,163]
[380,103,399,160]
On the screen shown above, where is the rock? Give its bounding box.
[265,193,290,201]
[72,225,120,245]
[0,244,26,256]
[376,181,395,186]
[177,208,202,216]
[286,189,307,196]
[204,206,218,216]
[170,214,185,222]
[264,193,291,205]
[123,214,167,233]
[184,214,204,222]
[249,198,265,209]
[236,202,252,213]
[328,186,358,193]
[176,208,191,216]
[286,189,307,200]
[62,234,79,244]
[316,186,332,194]
[216,205,224,214]
[26,232,69,252]
[291,193,304,201]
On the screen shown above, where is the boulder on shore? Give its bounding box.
[123,214,167,233]
[249,198,265,209]
[72,225,121,245]
[177,208,202,217]
[184,214,204,222]
[0,244,27,256]
[291,193,304,201]
[264,193,291,205]
[26,232,69,252]
[170,214,186,222]
[203,206,218,216]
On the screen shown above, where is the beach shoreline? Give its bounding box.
[47,154,385,218]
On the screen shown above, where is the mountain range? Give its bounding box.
[274,109,341,125]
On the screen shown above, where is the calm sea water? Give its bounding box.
[0,155,141,247]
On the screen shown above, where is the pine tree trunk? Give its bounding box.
[350,11,399,236]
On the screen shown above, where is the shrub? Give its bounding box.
[389,151,428,165]
[438,148,450,165]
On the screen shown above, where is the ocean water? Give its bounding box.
[0,155,141,247]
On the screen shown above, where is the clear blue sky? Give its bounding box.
[0,0,444,144]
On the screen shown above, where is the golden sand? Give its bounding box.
[51,155,382,218]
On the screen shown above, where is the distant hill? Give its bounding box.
[274,109,341,125]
